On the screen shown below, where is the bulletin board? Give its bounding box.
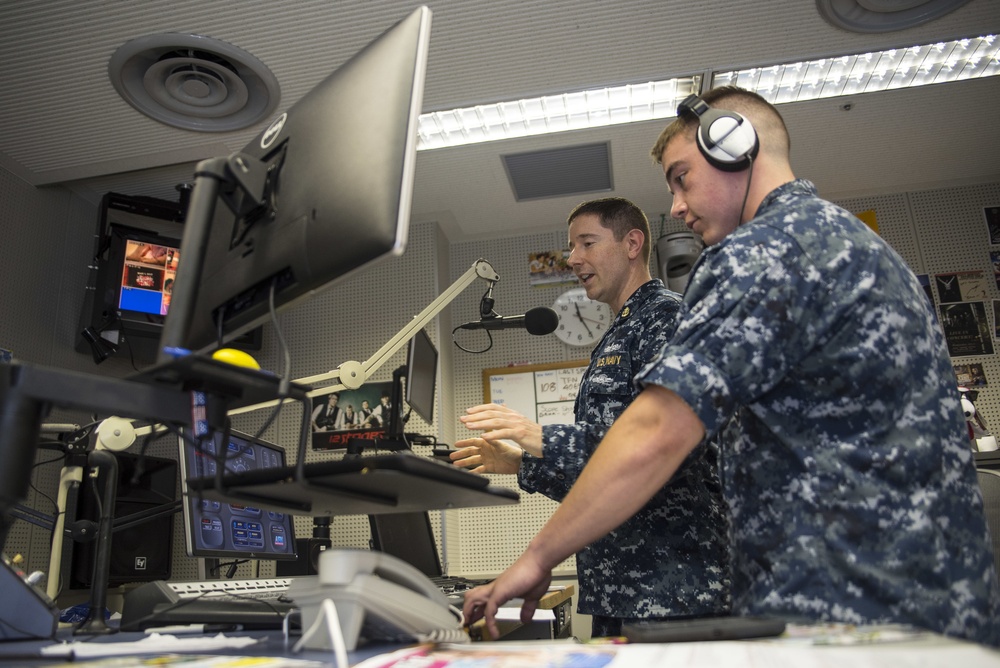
[482,360,589,424]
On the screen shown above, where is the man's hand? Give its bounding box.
[460,404,544,457]
[449,437,523,474]
[462,552,553,640]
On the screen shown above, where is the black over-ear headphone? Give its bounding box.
[677,94,759,172]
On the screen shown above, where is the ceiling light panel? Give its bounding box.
[417,76,701,150]
[712,35,998,103]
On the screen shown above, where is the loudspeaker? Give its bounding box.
[275,537,331,576]
[70,452,176,588]
[656,231,704,293]
[677,94,759,172]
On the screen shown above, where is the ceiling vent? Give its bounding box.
[503,142,613,202]
[109,33,280,132]
[816,0,974,33]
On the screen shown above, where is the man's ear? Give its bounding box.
[625,228,645,260]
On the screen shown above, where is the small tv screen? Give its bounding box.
[119,236,180,317]
[177,429,298,560]
[97,224,181,336]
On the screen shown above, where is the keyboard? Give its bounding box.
[430,575,493,605]
[121,578,300,631]
[121,574,492,630]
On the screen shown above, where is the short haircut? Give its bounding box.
[650,86,790,165]
[567,196,651,264]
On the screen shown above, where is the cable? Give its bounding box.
[268,276,292,398]
[737,155,755,229]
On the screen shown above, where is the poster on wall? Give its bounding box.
[528,250,576,287]
[934,271,989,304]
[939,302,994,357]
[991,251,1000,290]
[310,381,394,450]
[954,362,988,388]
[984,205,1000,245]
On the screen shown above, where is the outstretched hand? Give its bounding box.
[450,437,523,474]
[462,552,553,640]
[460,403,544,457]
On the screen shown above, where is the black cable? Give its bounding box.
[451,325,494,354]
[737,155,755,229]
[115,319,140,371]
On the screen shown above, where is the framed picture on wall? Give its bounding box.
[939,302,994,357]
[954,362,988,388]
[985,205,1000,245]
[310,381,394,450]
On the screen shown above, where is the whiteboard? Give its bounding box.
[482,360,588,424]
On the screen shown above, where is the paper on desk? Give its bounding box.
[494,607,555,621]
[605,640,1000,668]
[40,632,260,659]
[354,642,616,668]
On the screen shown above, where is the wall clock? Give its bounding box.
[551,287,611,347]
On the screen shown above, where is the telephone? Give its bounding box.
[286,548,468,651]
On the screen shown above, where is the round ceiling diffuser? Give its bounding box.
[109,33,280,132]
[816,0,974,33]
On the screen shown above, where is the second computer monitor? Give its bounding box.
[405,327,438,425]
[177,429,297,561]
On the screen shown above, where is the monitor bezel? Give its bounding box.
[177,429,298,561]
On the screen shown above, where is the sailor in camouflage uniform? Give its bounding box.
[462,87,999,647]
[452,197,730,637]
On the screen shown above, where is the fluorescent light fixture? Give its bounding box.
[417,76,701,150]
[711,34,999,103]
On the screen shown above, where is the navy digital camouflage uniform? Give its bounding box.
[637,180,1000,645]
[519,279,731,632]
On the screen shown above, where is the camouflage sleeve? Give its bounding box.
[518,421,606,501]
[638,236,831,438]
[521,285,683,501]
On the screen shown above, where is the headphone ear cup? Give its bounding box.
[696,109,759,171]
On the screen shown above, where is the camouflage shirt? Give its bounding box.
[519,279,731,618]
[637,180,1000,645]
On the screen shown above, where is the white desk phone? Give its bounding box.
[287,548,468,651]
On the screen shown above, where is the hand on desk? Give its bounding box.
[459,403,544,457]
[450,437,523,475]
[462,552,553,640]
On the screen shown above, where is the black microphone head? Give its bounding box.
[525,307,559,335]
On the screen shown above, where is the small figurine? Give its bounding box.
[959,386,998,452]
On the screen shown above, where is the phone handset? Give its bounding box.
[322,549,447,605]
[287,549,468,652]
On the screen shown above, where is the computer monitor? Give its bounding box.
[177,429,297,560]
[110,225,181,325]
[405,327,438,425]
[368,511,442,578]
[159,6,432,357]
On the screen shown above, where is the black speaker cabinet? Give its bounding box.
[70,452,177,588]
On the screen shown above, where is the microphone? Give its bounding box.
[459,306,558,336]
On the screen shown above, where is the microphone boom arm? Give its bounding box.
[228,258,499,414]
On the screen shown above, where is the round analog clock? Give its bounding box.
[551,287,611,347]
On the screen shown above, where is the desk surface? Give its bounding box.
[2,620,999,667]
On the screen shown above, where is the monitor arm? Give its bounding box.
[226,257,499,415]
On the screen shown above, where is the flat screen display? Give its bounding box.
[119,237,180,317]
[405,328,438,425]
[177,429,297,560]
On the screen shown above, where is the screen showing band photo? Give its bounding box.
[177,429,297,560]
[119,238,180,316]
